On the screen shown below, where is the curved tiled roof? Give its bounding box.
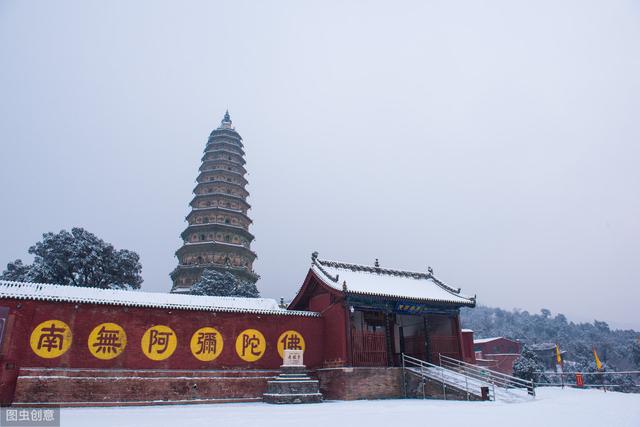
[0,280,319,317]
[309,252,476,307]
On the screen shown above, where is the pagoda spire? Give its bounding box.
[170,112,259,293]
[219,110,234,130]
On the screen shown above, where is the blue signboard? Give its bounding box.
[394,301,428,315]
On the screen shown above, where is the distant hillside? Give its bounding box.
[460,305,640,371]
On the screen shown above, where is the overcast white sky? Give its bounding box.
[1,1,638,329]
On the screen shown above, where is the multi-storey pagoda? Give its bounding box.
[170,111,258,293]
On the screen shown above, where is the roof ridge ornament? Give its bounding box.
[311,251,339,282]
[218,110,235,130]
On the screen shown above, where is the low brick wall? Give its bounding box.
[14,366,482,406]
[317,367,482,402]
[404,373,482,401]
[316,367,404,400]
[13,368,278,406]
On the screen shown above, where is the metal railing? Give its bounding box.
[534,370,640,392]
[438,354,535,398]
[401,353,488,401]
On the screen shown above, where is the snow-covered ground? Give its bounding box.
[61,387,640,427]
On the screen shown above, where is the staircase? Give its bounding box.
[263,365,322,404]
[401,354,535,402]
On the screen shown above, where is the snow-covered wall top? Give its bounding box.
[0,280,319,316]
[473,337,503,344]
[310,253,476,307]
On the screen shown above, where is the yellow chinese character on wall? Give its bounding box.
[88,323,127,360]
[141,325,177,361]
[277,330,306,359]
[190,327,224,362]
[235,328,265,362]
[30,320,72,359]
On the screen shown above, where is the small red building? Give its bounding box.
[290,253,476,368]
[473,336,521,375]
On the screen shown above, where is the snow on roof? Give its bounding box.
[461,328,474,332]
[0,280,319,317]
[530,343,565,352]
[474,337,504,344]
[309,253,475,307]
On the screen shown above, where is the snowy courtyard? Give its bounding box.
[61,387,640,427]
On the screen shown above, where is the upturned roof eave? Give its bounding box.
[309,255,477,308]
[180,224,255,241]
[174,241,257,258]
[186,207,253,223]
[189,194,251,209]
[342,289,476,308]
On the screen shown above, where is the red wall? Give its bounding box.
[474,338,521,355]
[288,274,349,367]
[476,354,520,376]
[321,302,349,367]
[0,299,324,372]
[460,330,476,364]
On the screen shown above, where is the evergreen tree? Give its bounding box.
[631,341,640,369]
[513,346,546,382]
[1,228,142,290]
[1,259,31,281]
[189,269,259,297]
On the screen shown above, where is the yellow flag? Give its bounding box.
[593,347,603,370]
[555,344,562,364]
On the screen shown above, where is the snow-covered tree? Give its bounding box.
[513,346,546,382]
[189,269,259,297]
[631,341,640,369]
[1,228,142,290]
[1,259,31,281]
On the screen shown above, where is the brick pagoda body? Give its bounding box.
[170,112,258,292]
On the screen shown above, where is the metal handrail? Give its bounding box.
[401,354,489,400]
[439,354,531,386]
[402,353,443,370]
[439,354,535,397]
[438,357,496,398]
[439,360,512,389]
[440,359,514,389]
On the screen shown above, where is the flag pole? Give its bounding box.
[593,347,605,392]
[556,344,564,388]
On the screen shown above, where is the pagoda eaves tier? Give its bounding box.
[170,112,259,293]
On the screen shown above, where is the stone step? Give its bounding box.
[279,366,308,375]
[262,393,323,404]
[266,381,321,395]
[276,375,318,382]
[263,365,323,404]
